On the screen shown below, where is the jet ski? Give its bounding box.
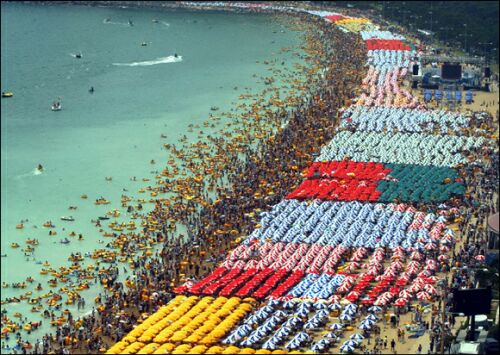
[51,100,62,111]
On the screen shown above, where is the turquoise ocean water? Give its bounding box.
[1,2,304,346]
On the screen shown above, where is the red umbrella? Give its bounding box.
[425,276,437,284]
[437,255,449,262]
[399,290,412,299]
[389,287,400,295]
[394,298,407,307]
[424,284,437,295]
[416,291,430,301]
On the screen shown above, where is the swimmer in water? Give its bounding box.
[37,164,44,172]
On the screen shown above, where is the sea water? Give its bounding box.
[1,2,305,346]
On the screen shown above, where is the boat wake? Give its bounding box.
[103,20,129,26]
[112,55,182,67]
[161,21,170,27]
[15,169,42,180]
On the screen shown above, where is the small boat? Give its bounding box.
[152,19,159,23]
[95,199,110,205]
[210,106,219,111]
[2,92,13,98]
[60,216,75,222]
[141,42,147,46]
[60,238,70,244]
[51,101,62,111]
[75,53,82,59]
[98,216,110,220]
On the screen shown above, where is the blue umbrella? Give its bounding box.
[344,340,358,347]
[329,303,342,310]
[362,318,376,325]
[344,303,357,311]
[324,332,339,339]
[350,333,365,341]
[262,339,277,350]
[340,344,355,352]
[368,305,382,313]
[359,322,372,330]
[330,323,344,330]
[343,308,356,316]
[366,314,378,321]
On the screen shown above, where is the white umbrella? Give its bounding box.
[330,323,344,330]
[339,314,352,321]
[340,344,355,353]
[368,305,382,313]
[350,333,365,341]
[359,322,372,330]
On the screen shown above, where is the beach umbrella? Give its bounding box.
[368,305,382,313]
[340,344,355,353]
[339,314,352,321]
[344,303,357,311]
[350,333,365,341]
[394,298,407,307]
[424,285,437,295]
[329,303,342,311]
[399,290,412,298]
[344,340,358,347]
[416,291,430,301]
[330,323,344,330]
[366,314,378,321]
[359,322,372,330]
[437,255,449,262]
[424,243,436,250]
[362,318,375,326]
[324,332,339,339]
[475,255,485,262]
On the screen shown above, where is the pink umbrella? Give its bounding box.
[424,243,436,250]
[475,255,485,262]
[439,245,450,253]
[437,255,449,262]
[410,251,422,261]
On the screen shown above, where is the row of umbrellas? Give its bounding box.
[316,130,485,167]
[247,199,450,249]
[340,105,470,133]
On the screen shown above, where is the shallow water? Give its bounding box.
[1,2,305,346]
